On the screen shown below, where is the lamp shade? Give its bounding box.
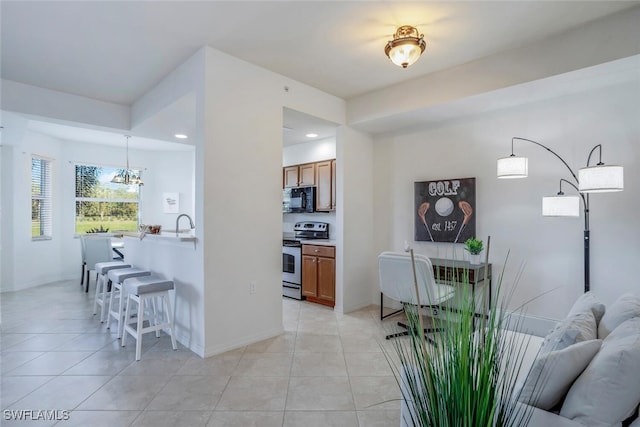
[578,165,623,193]
[385,26,426,68]
[542,195,580,217]
[386,43,423,68]
[497,156,528,178]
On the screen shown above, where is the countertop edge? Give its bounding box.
[300,239,336,247]
[120,232,197,242]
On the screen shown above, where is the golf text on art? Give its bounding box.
[414,177,476,243]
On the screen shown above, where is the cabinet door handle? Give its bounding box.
[314,249,319,253]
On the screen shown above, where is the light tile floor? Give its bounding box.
[1,280,405,426]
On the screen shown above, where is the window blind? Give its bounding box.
[31,156,52,239]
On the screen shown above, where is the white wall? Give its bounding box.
[200,47,347,356]
[337,126,375,313]
[4,124,67,292]
[135,149,195,231]
[2,80,130,130]
[373,79,640,322]
[0,112,195,292]
[283,137,336,166]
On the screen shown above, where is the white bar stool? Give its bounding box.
[121,276,176,361]
[93,261,131,322]
[106,267,151,338]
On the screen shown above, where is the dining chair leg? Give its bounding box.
[81,262,85,286]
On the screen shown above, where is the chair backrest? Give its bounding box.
[378,251,440,306]
[82,236,113,271]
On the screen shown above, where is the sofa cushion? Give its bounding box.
[540,311,597,354]
[606,317,640,341]
[501,330,544,384]
[560,331,640,426]
[568,291,606,325]
[598,293,640,339]
[519,403,587,427]
[518,339,602,410]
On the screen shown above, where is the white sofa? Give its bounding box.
[400,292,640,427]
[514,292,640,427]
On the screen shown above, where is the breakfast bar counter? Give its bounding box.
[116,231,197,243]
[121,233,204,356]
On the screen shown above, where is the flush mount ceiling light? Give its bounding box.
[174,134,188,139]
[306,133,318,138]
[111,135,143,186]
[385,25,426,68]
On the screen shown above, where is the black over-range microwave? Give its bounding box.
[283,186,316,213]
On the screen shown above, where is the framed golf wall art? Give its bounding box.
[414,177,476,243]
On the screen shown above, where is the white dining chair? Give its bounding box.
[82,236,114,293]
[378,251,456,343]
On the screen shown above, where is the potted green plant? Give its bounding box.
[86,225,110,233]
[464,237,484,265]
[383,241,537,427]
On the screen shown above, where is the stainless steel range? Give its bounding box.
[282,222,329,300]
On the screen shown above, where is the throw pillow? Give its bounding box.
[605,317,640,341]
[598,293,640,339]
[518,339,602,410]
[560,334,640,426]
[539,311,597,354]
[567,291,606,325]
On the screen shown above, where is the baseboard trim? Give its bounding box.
[203,326,284,358]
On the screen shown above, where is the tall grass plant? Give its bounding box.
[384,240,536,427]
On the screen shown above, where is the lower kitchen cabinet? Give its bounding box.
[301,244,335,307]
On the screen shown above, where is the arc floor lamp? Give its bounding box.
[497,137,624,293]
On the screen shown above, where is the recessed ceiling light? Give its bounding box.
[306,133,318,138]
[175,134,188,139]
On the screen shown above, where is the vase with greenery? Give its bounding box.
[464,237,484,264]
[384,239,536,427]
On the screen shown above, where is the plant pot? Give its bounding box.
[469,253,482,265]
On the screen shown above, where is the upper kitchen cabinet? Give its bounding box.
[315,159,336,211]
[283,163,316,188]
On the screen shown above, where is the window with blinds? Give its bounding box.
[31,156,52,240]
[75,164,140,234]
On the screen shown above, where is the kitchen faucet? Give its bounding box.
[175,214,195,236]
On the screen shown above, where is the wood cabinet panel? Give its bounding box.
[301,255,318,298]
[299,163,316,186]
[317,257,335,302]
[301,244,335,307]
[302,245,335,258]
[315,160,332,211]
[331,159,336,210]
[283,163,317,188]
[283,166,299,188]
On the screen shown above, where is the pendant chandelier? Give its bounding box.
[111,135,143,186]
